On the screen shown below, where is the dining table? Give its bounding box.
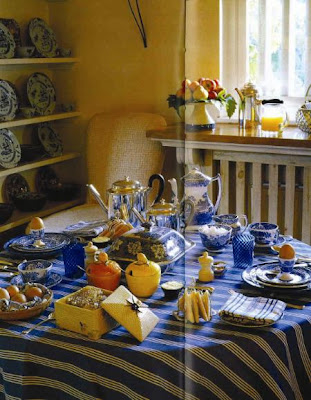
[0,231,310,400]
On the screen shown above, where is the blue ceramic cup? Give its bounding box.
[232,232,255,269]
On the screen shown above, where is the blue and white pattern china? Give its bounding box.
[213,213,248,237]
[0,80,19,122]
[199,224,232,250]
[27,73,56,116]
[0,129,21,168]
[0,22,15,59]
[169,168,222,229]
[107,226,195,271]
[249,222,279,246]
[9,233,70,253]
[232,232,255,269]
[17,259,52,283]
[28,18,58,58]
[11,272,62,288]
[37,123,63,156]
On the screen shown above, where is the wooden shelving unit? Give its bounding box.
[0,198,84,233]
[0,57,79,66]
[0,152,81,178]
[0,112,81,129]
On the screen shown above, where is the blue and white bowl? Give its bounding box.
[248,222,279,246]
[18,259,53,283]
[199,224,232,250]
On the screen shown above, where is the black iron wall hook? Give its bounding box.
[127,0,147,48]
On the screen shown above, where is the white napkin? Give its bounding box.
[63,220,106,237]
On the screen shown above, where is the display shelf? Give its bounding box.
[0,57,79,66]
[0,198,84,233]
[0,112,81,129]
[0,152,81,178]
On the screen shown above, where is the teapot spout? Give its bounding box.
[86,184,108,214]
[168,178,179,206]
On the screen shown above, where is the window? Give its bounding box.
[221,0,311,120]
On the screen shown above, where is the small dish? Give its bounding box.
[161,280,184,299]
[11,272,62,289]
[17,259,52,283]
[12,192,46,212]
[20,107,35,119]
[0,203,14,224]
[15,46,35,58]
[199,224,232,250]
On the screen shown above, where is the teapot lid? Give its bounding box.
[182,168,211,185]
[241,81,259,96]
[147,199,176,216]
[109,176,143,194]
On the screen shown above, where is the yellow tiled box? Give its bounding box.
[55,286,119,340]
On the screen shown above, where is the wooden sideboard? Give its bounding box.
[147,123,311,243]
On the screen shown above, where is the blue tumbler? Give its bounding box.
[62,242,85,278]
[232,232,255,269]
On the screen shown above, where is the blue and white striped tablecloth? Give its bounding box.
[0,234,310,400]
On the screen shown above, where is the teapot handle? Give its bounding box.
[210,173,222,213]
[180,199,195,227]
[148,174,165,204]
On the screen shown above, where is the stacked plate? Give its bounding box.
[4,233,71,259]
[242,263,311,291]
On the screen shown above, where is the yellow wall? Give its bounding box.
[186,0,220,80]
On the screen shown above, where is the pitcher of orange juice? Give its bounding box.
[261,99,288,132]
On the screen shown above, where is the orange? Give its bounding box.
[11,293,27,303]
[6,285,19,298]
[24,286,43,301]
[279,243,295,259]
[0,288,10,300]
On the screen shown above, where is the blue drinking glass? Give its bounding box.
[232,232,255,269]
[62,242,85,278]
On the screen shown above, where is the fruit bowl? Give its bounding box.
[0,283,53,320]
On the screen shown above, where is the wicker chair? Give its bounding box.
[44,112,166,232]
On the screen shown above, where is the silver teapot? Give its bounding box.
[87,174,165,226]
[169,168,222,228]
[146,198,194,232]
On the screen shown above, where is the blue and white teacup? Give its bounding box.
[18,259,52,283]
[248,222,279,246]
[213,214,248,237]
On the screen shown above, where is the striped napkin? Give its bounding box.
[63,220,106,237]
[219,291,286,326]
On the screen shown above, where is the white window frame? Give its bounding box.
[220,0,311,123]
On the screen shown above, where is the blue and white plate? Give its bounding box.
[37,123,62,156]
[0,80,19,122]
[0,129,21,168]
[11,272,62,288]
[27,73,56,116]
[256,264,311,287]
[0,22,15,59]
[28,18,58,58]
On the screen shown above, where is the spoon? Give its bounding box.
[22,312,55,335]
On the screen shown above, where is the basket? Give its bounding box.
[296,84,311,134]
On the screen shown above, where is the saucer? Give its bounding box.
[255,236,286,248]
[11,272,62,288]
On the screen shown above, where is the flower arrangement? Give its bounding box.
[167,78,237,118]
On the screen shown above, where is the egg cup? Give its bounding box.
[278,257,295,281]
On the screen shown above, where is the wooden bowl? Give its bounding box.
[0,283,53,320]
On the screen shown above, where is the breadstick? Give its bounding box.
[191,290,200,323]
[197,291,208,321]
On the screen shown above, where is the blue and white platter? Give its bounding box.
[11,272,62,289]
[37,123,62,156]
[242,266,311,291]
[28,18,58,58]
[0,80,19,122]
[256,264,310,287]
[4,233,71,259]
[0,22,15,59]
[27,73,56,116]
[0,129,21,168]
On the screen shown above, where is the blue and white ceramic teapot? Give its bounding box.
[169,168,222,227]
